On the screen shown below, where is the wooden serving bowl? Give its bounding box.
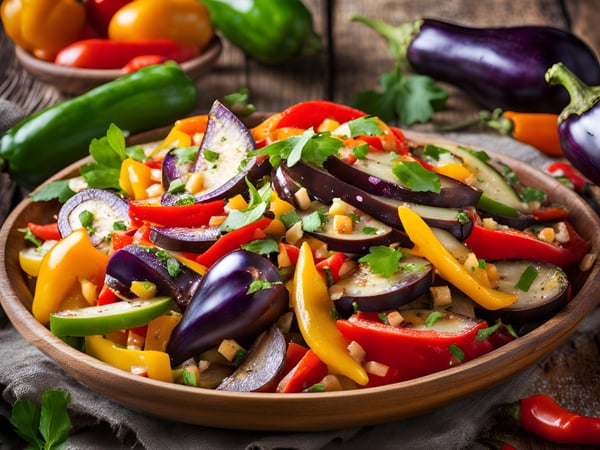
[15,37,222,96]
[1,128,599,431]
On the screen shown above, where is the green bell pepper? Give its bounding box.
[200,0,322,65]
[0,63,198,188]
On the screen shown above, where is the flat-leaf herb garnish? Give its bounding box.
[358,245,403,278]
[392,160,441,193]
[220,179,272,232]
[249,128,343,168]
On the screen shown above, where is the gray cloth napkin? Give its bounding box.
[0,108,597,449]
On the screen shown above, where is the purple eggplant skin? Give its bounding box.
[57,188,129,251]
[324,155,482,208]
[104,244,203,311]
[149,226,220,253]
[217,324,287,392]
[271,165,409,252]
[353,16,600,113]
[161,101,270,206]
[546,62,600,186]
[280,161,474,240]
[166,249,289,367]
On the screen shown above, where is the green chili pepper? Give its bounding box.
[0,63,198,188]
[200,0,322,65]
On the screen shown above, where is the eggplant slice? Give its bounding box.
[478,260,570,323]
[57,188,130,253]
[331,255,434,318]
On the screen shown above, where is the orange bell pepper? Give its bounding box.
[1,0,86,59]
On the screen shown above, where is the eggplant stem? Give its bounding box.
[351,15,422,68]
[545,62,600,120]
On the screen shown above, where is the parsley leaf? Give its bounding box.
[222,87,256,116]
[392,161,441,193]
[347,116,383,137]
[250,129,343,167]
[242,238,279,255]
[11,389,72,450]
[220,179,271,232]
[301,209,328,232]
[29,180,75,203]
[246,279,282,295]
[358,245,403,278]
[353,65,448,125]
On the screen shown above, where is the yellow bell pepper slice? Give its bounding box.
[292,242,369,386]
[398,206,518,310]
[119,158,153,200]
[85,335,173,383]
[32,229,109,325]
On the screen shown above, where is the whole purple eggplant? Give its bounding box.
[546,62,600,186]
[353,16,600,113]
[166,249,289,366]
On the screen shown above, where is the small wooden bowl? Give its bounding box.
[1,128,599,431]
[15,37,222,96]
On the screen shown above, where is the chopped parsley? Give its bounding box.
[246,279,282,295]
[358,245,403,278]
[515,265,539,292]
[424,310,444,327]
[301,209,328,232]
[249,128,343,168]
[203,149,220,163]
[241,238,279,255]
[347,116,383,137]
[448,344,465,363]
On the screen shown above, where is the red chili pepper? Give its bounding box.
[85,0,132,37]
[274,100,367,130]
[54,38,199,69]
[195,217,272,268]
[337,313,494,386]
[128,199,225,228]
[122,54,168,73]
[464,220,591,269]
[275,348,328,393]
[506,394,600,445]
[26,222,61,241]
[315,251,347,285]
[546,161,590,192]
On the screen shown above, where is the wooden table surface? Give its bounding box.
[2,1,600,448]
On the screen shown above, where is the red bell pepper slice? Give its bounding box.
[128,199,225,228]
[195,217,272,268]
[337,314,494,385]
[26,222,61,241]
[96,284,119,306]
[546,161,589,192]
[260,342,308,392]
[276,348,329,393]
[391,127,410,155]
[464,221,591,269]
[111,228,136,251]
[274,100,367,130]
[315,251,348,285]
